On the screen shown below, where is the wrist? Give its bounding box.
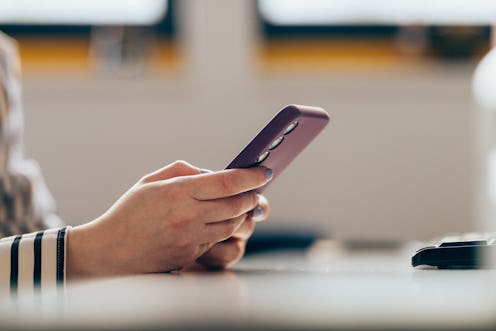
[66,221,108,280]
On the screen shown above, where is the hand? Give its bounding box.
[184,194,269,270]
[66,160,272,279]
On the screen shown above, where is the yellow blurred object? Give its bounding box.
[14,37,181,74]
[258,38,427,74]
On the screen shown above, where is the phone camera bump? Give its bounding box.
[269,136,284,150]
[283,121,299,135]
[255,151,270,165]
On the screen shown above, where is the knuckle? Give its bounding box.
[248,192,258,208]
[229,197,244,216]
[139,173,153,184]
[220,227,232,240]
[220,172,235,195]
[221,222,237,239]
[171,160,190,172]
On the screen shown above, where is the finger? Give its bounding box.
[199,192,257,224]
[203,214,247,243]
[250,194,270,223]
[231,218,256,240]
[196,237,246,269]
[186,167,272,200]
[141,160,201,183]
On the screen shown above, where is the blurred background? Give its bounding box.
[1,0,495,242]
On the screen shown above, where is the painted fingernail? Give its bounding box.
[200,168,213,174]
[253,206,264,222]
[265,168,273,181]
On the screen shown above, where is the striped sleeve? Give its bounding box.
[0,226,70,295]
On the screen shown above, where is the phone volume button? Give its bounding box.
[269,136,284,150]
[255,151,270,165]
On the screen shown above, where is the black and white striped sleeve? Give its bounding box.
[0,32,69,294]
[0,226,70,294]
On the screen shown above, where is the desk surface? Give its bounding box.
[2,240,496,330]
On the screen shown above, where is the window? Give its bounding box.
[257,0,493,63]
[0,0,177,72]
[259,0,496,26]
[0,0,167,26]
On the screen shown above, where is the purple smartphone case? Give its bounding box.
[225,104,330,193]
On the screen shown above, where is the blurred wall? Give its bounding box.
[20,0,478,240]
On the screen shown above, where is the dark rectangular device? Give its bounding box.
[412,233,496,269]
[225,104,329,193]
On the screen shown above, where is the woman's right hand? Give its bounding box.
[66,160,272,279]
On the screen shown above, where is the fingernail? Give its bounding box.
[253,206,264,222]
[265,168,273,181]
[200,168,213,174]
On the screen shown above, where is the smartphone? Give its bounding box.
[225,104,330,193]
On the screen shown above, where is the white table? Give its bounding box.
[2,240,496,330]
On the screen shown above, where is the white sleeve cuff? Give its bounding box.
[0,226,70,295]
